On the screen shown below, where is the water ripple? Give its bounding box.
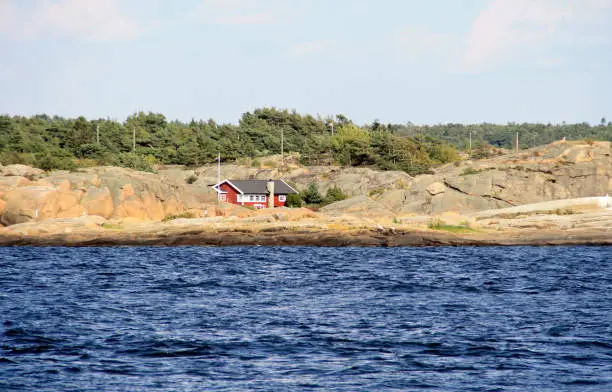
[0,246,610,391]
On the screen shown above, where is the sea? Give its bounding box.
[0,246,610,391]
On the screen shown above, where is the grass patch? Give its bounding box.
[101,223,123,230]
[162,212,196,222]
[427,218,475,233]
[396,180,410,189]
[262,160,279,168]
[368,188,385,198]
[460,167,491,176]
[555,208,575,215]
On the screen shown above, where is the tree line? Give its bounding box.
[385,119,611,150]
[0,108,609,174]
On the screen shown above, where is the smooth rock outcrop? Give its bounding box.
[0,164,44,178]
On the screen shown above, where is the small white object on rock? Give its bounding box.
[599,194,611,209]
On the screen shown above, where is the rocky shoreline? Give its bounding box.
[1,220,610,247]
[1,140,611,247]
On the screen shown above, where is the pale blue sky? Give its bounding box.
[1,0,611,125]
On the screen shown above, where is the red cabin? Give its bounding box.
[212,179,298,209]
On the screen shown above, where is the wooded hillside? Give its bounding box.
[1,108,609,174]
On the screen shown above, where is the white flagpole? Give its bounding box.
[217,152,221,202]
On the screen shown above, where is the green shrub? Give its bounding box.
[111,153,155,173]
[323,185,347,205]
[461,167,480,176]
[102,223,123,230]
[162,212,196,222]
[186,174,198,184]
[76,143,106,159]
[301,183,323,205]
[37,154,78,171]
[369,188,385,197]
[427,218,474,233]
[286,193,303,208]
[0,151,33,166]
[262,160,279,168]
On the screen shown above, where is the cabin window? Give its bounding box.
[219,194,227,202]
[237,195,242,202]
[278,195,286,202]
[249,195,256,202]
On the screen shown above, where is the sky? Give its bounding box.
[0,0,611,125]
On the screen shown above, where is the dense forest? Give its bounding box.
[0,108,610,174]
[387,119,612,150]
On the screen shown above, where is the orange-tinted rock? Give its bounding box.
[56,192,80,213]
[57,205,87,219]
[0,186,56,225]
[30,179,54,188]
[120,184,136,199]
[90,176,102,187]
[0,176,30,192]
[142,191,165,220]
[114,195,148,220]
[163,197,183,217]
[81,187,114,219]
[58,179,71,194]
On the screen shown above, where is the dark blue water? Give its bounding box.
[0,247,610,391]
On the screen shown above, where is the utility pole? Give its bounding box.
[469,131,472,152]
[515,132,519,153]
[281,128,284,164]
[96,124,100,145]
[132,127,136,152]
[329,120,335,164]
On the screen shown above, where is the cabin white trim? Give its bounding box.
[212,179,244,194]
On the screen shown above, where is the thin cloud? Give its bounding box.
[0,1,19,38]
[190,0,289,25]
[0,0,142,42]
[457,0,611,73]
[215,12,277,25]
[395,26,455,55]
[289,39,336,57]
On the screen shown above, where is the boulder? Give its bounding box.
[0,176,30,191]
[0,186,56,225]
[426,182,446,195]
[4,216,106,236]
[376,189,408,210]
[320,195,396,222]
[251,207,317,221]
[0,164,44,179]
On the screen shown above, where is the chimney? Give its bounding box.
[267,180,275,209]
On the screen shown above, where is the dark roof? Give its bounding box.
[226,180,297,194]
